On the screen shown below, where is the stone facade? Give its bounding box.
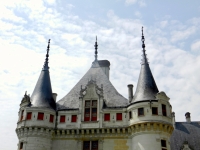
[16,34,178,150]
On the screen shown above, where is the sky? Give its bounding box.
[0,0,200,149]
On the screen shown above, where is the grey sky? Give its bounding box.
[0,0,200,149]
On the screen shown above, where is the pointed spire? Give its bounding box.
[43,39,51,71]
[92,36,100,68]
[141,27,148,64]
[31,39,56,110]
[94,36,98,61]
[132,27,159,102]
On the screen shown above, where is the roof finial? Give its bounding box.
[94,36,98,61]
[141,27,148,64]
[43,39,51,70]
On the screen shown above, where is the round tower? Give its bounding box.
[16,40,56,150]
[127,27,173,150]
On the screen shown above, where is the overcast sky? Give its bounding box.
[0,0,200,149]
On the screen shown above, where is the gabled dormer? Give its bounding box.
[79,79,103,122]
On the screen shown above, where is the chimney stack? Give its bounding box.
[127,84,133,103]
[185,112,191,123]
[52,93,57,102]
[172,112,176,128]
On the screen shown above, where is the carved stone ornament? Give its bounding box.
[20,91,31,105]
[156,91,170,101]
[180,141,193,150]
[79,79,103,99]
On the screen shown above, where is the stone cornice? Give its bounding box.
[16,122,173,139]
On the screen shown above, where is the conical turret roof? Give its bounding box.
[133,27,159,102]
[31,40,56,110]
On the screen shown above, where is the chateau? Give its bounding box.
[16,28,200,150]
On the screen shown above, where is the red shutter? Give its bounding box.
[26,112,32,120]
[60,115,65,123]
[37,112,44,120]
[84,108,90,121]
[49,115,54,123]
[104,114,110,121]
[71,115,77,122]
[91,108,97,121]
[116,113,122,121]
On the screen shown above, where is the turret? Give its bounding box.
[16,40,56,150]
[133,27,159,102]
[128,27,173,150]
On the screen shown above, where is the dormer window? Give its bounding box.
[84,100,97,121]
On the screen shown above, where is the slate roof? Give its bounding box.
[30,40,56,110]
[57,61,128,110]
[170,122,200,150]
[133,28,159,102]
[133,63,159,102]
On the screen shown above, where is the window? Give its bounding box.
[116,113,122,121]
[60,115,65,123]
[26,112,32,120]
[84,100,97,121]
[20,110,24,121]
[138,108,144,116]
[37,112,44,120]
[20,142,23,150]
[152,107,158,115]
[162,104,167,116]
[49,115,54,123]
[104,114,110,121]
[129,111,132,119]
[161,140,167,150]
[83,141,98,150]
[71,115,77,122]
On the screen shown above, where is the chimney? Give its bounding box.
[127,84,133,103]
[172,112,176,128]
[98,60,110,79]
[52,93,57,102]
[185,112,191,123]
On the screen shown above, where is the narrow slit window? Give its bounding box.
[129,111,132,119]
[20,110,24,121]
[162,104,167,116]
[161,140,167,150]
[20,142,23,150]
[49,115,54,123]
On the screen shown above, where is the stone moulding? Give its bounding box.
[16,122,173,140]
